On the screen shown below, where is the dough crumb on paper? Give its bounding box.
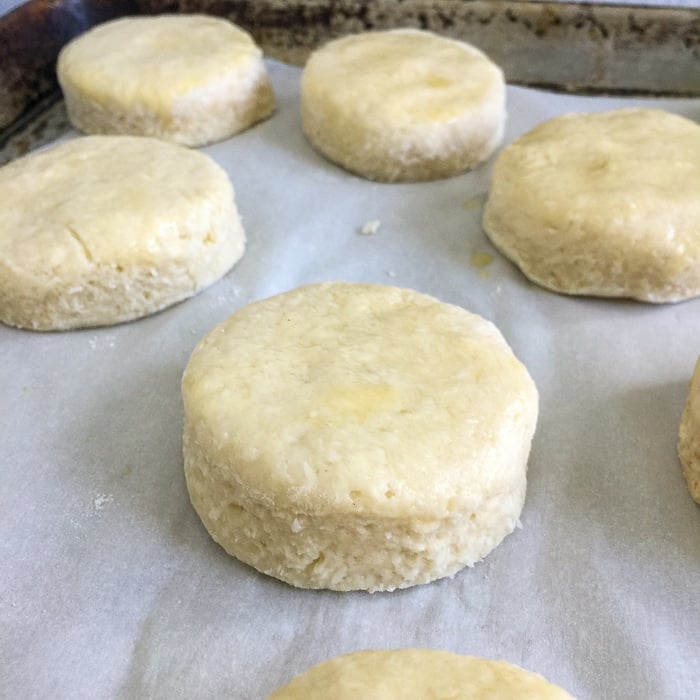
[359,220,381,236]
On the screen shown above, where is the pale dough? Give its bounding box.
[182,282,538,592]
[267,649,574,699]
[0,135,245,330]
[483,108,700,303]
[301,29,505,182]
[678,358,700,504]
[57,15,274,147]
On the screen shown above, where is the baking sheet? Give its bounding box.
[1,60,699,699]
[4,0,700,139]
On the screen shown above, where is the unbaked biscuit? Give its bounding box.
[300,29,505,182]
[678,358,700,504]
[267,649,574,699]
[0,135,245,330]
[483,108,700,303]
[182,282,538,592]
[57,15,274,147]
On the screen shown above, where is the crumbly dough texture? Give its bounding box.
[182,282,538,592]
[0,135,245,330]
[678,358,700,504]
[267,649,574,699]
[483,108,700,303]
[57,15,275,147]
[300,29,505,182]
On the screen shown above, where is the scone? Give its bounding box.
[0,135,245,330]
[267,649,574,699]
[57,15,275,147]
[678,358,700,504]
[300,29,505,182]
[483,108,700,303]
[182,282,538,592]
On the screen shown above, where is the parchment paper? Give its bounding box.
[1,61,699,699]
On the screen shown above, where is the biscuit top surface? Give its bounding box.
[58,15,262,107]
[0,136,233,273]
[491,109,700,257]
[182,283,538,517]
[268,649,572,699]
[302,29,504,126]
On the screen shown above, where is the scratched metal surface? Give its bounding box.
[1,0,700,142]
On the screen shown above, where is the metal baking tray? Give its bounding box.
[2,0,700,161]
[1,3,699,699]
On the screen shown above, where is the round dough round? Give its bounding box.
[267,649,574,699]
[182,282,538,592]
[483,108,700,303]
[57,15,275,147]
[300,29,505,182]
[678,358,700,505]
[0,135,245,330]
